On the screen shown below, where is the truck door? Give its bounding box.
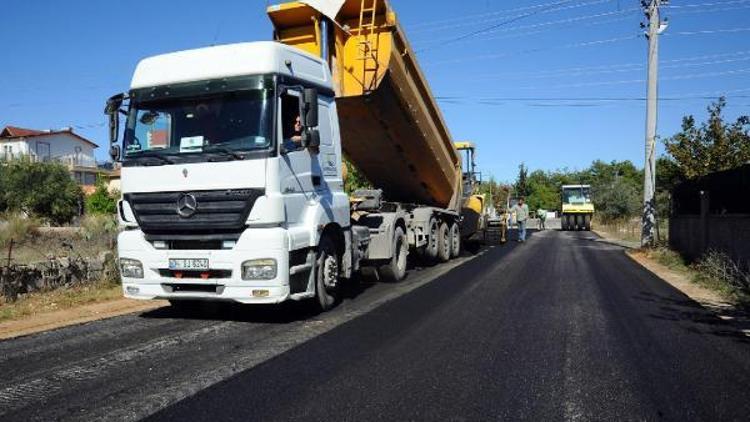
[279,90,316,225]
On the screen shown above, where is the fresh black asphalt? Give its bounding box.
[2,229,749,421]
[149,229,750,421]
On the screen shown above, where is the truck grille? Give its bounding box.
[125,189,264,235]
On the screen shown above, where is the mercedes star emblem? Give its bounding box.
[177,193,198,218]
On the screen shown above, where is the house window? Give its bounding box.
[36,142,51,162]
[84,172,97,186]
[74,146,82,165]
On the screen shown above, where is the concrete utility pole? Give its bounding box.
[641,0,667,247]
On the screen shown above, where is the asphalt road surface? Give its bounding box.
[2,229,749,421]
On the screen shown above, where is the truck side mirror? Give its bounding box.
[105,93,125,144]
[302,88,318,127]
[109,144,121,161]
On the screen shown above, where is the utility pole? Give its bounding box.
[641,0,667,247]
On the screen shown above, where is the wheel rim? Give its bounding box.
[441,225,450,256]
[429,221,438,254]
[322,254,338,290]
[397,235,407,272]
[451,225,460,255]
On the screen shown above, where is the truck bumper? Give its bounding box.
[118,228,293,305]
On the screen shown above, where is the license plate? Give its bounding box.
[169,258,209,271]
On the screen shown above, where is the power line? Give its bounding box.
[408,0,607,30]
[663,0,750,9]
[423,34,640,66]
[470,53,750,80]
[424,24,750,67]
[413,7,640,47]
[415,0,598,53]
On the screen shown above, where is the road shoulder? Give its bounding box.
[626,249,750,336]
[0,298,167,340]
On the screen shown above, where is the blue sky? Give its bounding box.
[1,0,749,182]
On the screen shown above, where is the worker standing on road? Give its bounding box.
[513,197,530,242]
[537,208,547,230]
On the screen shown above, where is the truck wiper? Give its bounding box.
[204,145,245,160]
[128,152,175,165]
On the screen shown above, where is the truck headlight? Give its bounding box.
[241,259,277,280]
[120,258,144,279]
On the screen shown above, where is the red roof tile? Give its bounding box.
[0,125,98,148]
[0,126,46,137]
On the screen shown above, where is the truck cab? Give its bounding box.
[109,42,350,308]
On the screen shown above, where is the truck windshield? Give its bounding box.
[123,89,274,164]
[563,187,591,204]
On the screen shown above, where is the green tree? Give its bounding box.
[477,177,511,211]
[526,170,558,211]
[514,163,530,198]
[85,176,118,215]
[592,178,641,221]
[0,159,82,224]
[664,97,750,179]
[343,157,371,194]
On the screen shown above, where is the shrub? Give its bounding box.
[0,213,40,248]
[0,159,82,224]
[80,214,118,245]
[85,176,118,215]
[693,250,750,297]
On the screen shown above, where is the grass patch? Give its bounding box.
[0,281,122,323]
[641,246,750,306]
[0,213,40,249]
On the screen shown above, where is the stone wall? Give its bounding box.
[0,252,117,302]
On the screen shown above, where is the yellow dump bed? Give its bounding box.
[268,0,462,211]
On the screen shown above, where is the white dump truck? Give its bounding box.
[107,0,481,311]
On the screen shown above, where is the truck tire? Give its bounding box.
[314,237,339,312]
[561,214,568,231]
[438,221,451,263]
[449,222,461,258]
[584,214,592,231]
[424,218,439,261]
[575,214,584,231]
[380,227,407,282]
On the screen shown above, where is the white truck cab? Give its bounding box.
[109,42,352,309]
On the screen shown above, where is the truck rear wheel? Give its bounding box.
[380,227,407,282]
[438,222,451,263]
[575,214,584,231]
[449,222,461,258]
[314,237,339,312]
[561,214,569,231]
[584,214,592,231]
[424,218,439,261]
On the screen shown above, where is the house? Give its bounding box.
[0,125,101,187]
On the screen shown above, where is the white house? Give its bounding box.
[0,125,101,187]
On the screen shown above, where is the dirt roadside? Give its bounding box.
[592,229,749,336]
[0,298,167,341]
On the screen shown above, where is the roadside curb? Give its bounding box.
[591,230,640,249]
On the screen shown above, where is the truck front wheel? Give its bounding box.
[314,237,339,311]
[380,227,408,282]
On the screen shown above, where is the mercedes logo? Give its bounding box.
[177,193,198,218]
